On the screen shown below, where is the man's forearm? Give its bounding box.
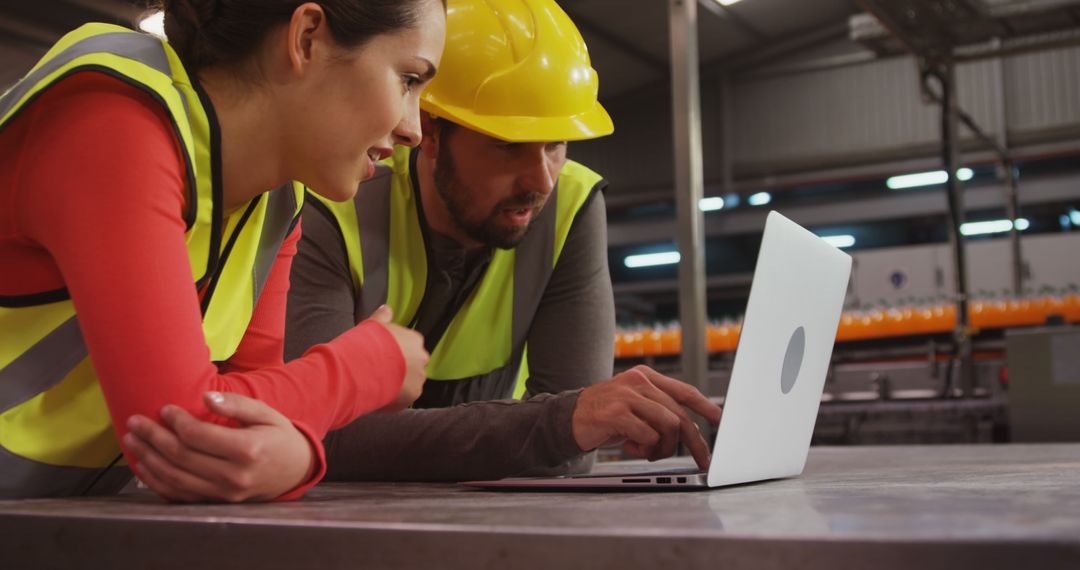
[324,390,588,482]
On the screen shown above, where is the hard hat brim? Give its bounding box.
[421,99,614,143]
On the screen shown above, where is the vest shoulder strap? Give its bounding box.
[251,182,304,303]
[505,163,605,393]
[354,166,394,320]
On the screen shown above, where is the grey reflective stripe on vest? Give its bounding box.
[355,165,394,320]
[0,32,177,126]
[0,317,86,414]
[357,172,559,394]
[510,186,558,362]
[0,317,134,499]
[0,445,131,499]
[252,183,300,303]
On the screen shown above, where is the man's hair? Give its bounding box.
[432,117,459,143]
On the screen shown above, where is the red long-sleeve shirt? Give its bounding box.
[0,72,404,499]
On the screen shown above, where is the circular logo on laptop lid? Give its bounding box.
[780,326,806,394]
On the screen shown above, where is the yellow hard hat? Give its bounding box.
[420,0,614,142]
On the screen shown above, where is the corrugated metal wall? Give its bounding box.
[572,44,1080,194]
[729,48,1080,171]
[738,58,923,167]
[1005,45,1080,141]
[571,86,675,192]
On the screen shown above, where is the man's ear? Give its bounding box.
[419,112,441,156]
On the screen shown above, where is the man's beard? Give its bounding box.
[433,149,547,250]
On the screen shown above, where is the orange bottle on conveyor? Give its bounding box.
[1065,285,1080,323]
[659,324,681,356]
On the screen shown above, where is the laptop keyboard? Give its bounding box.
[569,465,704,479]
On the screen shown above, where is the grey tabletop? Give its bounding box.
[2,444,1078,569]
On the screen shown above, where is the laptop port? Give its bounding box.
[622,478,650,483]
[676,477,687,484]
[656,477,672,484]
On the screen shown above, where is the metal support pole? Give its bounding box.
[921,49,1024,298]
[669,0,708,394]
[937,61,975,398]
[1003,162,1023,295]
[993,44,1024,295]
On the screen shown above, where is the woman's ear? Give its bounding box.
[284,2,330,78]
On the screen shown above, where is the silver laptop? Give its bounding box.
[464,211,852,490]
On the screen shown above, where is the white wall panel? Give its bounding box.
[849,233,1080,307]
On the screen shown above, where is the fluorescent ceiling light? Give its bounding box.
[959,218,1029,236]
[715,0,743,5]
[138,11,166,38]
[748,192,771,206]
[699,196,725,212]
[887,168,973,190]
[820,234,856,249]
[625,251,681,269]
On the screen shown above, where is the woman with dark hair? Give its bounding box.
[0,0,444,502]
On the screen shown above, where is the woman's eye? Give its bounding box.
[402,75,421,93]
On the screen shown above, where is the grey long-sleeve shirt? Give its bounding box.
[285,189,615,481]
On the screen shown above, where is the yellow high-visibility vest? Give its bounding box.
[307,146,605,403]
[0,24,305,498]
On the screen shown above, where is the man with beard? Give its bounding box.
[284,0,721,481]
